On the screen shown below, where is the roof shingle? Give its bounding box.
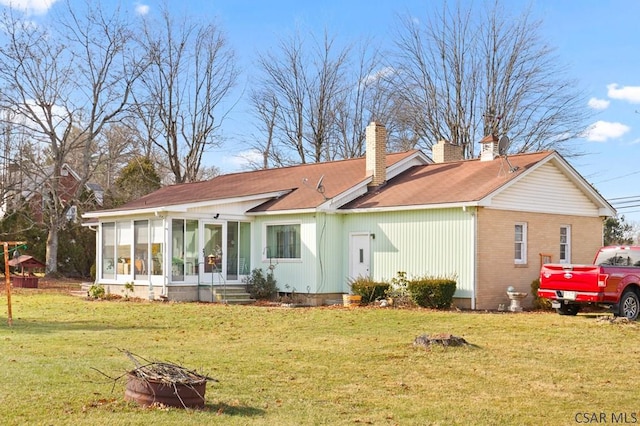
[103,150,419,213]
[341,151,554,209]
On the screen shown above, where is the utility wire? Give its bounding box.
[612,199,640,206]
[609,194,640,201]
[595,170,640,184]
[617,208,640,214]
[615,204,640,210]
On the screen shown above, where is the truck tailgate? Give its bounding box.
[539,264,601,292]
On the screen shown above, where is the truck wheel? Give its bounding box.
[557,304,580,316]
[619,290,639,321]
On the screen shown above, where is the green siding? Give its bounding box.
[252,214,319,295]
[315,213,346,294]
[342,208,475,298]
[252,208,476,298]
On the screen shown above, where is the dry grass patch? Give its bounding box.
[1,291,638,425]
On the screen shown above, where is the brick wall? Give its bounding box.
[432,140,463,163]
[365,122,386,186]
[475,208,603,310]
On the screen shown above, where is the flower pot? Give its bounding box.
[342,294,362,307]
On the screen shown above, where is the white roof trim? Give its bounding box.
[476,152,616,216]
[341,202,479,214]
[246,208,318,216]
[386,150,431,179]
[325,181,370,210]
[318,151,432,212]
[173,190,293,211]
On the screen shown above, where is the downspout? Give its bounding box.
[147,264,154,300]
[147,219,155,301]
[196,260,201,302]
[162,215,168,298]
[471,207,478,310]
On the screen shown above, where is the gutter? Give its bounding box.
[472,206,477,310]
[161,215,168,298]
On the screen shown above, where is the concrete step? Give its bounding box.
[212,285,255,304]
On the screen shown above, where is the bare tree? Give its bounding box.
[479,2,589,154]
[333,41,394,159]
[253,29,350,166]
[248,88,279,169]
[90,122,145,192]
[251,29,391,167]
[304,31,350,162]
[0,112,30,224]
[135,7,238,184]
[390,0,590,158]
[252,30,309,166]
[0,2,143,274]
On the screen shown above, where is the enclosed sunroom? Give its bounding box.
[98,216,252,301]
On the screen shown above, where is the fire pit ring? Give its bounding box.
[124,373,207,408]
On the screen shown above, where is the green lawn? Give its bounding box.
[1,289,638,425]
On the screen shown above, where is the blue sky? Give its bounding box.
[4,0,640,223]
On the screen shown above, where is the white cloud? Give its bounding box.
[588,97,610,110]
[607,83,640,103]
[362,66,395,86]
[134,2,149,16]
[220,150,263,172]
[0,0,58,15]
[583,120,630,142]
[4,100,72,144]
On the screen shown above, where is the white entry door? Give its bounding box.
[349,233,371,280]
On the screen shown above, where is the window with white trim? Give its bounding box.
[514,223,527,264]
[265,223,301,259]
[559,225,571,263]
[101,222,115,279]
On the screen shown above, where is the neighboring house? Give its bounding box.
[1,163,104,222]
[82,122,615,309]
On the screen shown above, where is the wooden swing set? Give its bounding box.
[2,241,27,327]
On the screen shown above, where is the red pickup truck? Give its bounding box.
[538,246,640,320]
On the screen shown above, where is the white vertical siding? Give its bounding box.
[490,163,600,216]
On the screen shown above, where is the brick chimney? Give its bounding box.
[432,140,463,163]
[366,121,386,186]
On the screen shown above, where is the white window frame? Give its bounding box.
[514,222,527,265]
[559,225,571,264]
[263,221,302,262]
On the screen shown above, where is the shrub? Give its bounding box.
[348,275,389,303]
[88,284,105,299]
[407,276,457,309]
[530,279,552,310]
[386,271,413,307]
[123,282,134,299]
[244,268,278,300]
